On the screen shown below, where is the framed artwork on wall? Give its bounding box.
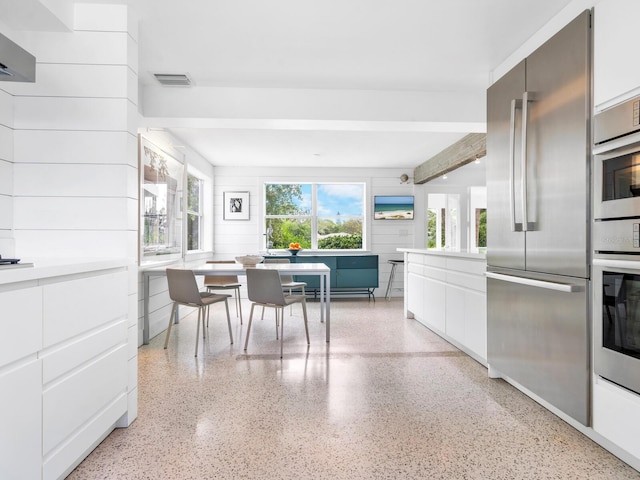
[223,191,250,220]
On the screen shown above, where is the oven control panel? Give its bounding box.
[593,218,640,253]
[634,100,640,127]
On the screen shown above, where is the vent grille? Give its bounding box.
[153,73,192,86]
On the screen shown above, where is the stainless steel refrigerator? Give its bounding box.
[486,10,591,426]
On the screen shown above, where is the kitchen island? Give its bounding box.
[398,248,487,364]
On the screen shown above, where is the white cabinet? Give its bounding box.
[0,260,134,480]
[594,0,640,109]
[0,359,42,480]
[403,250,487,363]
[593,376,640,461]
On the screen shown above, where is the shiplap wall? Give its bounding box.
[8,4,138,261]
[0,88,13,257]
[0,3,140,428]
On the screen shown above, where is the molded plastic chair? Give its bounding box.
[263,258,306,316]
[204,260,243,323]
[244,268,309,358]
[164,268,233,357]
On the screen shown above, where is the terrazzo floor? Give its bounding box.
[69,298,640,479]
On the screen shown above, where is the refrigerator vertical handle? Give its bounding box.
[509,98,523,232]
[521,91,536,231]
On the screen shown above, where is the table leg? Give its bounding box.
[143,272,150,345]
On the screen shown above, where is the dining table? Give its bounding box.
[142,261,331,345]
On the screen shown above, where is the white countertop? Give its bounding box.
[0,258,133,285]
[398,248,486,260]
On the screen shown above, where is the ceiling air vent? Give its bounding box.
[153,73,192,86]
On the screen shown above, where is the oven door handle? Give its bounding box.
[486,271,584,293]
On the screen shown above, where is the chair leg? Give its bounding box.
[163,302,178,349]
[236,287,243,325]
[301,298,309,345]
[195,307,202,357]
[244,304,256,351]
[224,299,233,344]
[275,306,279,339]
[280,307,285,359]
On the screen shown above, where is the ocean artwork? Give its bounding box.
[374,195,414,220]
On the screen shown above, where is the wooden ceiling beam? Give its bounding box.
[413,133,486,184]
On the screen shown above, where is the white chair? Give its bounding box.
[244,268,309,358]
[204,260,243,324]
[164,268,233,357]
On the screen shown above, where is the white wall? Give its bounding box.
[0,89,14,258]
[4,4,139,261]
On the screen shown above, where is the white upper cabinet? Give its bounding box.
[594,0,640,110]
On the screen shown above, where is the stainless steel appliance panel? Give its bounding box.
[487,269,590,425]
[593,95,640,220]
[593,218,640,253]
[486,60,526,271]
[593,259,640,395]
[522,11,591,278]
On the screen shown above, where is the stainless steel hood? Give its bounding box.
[0,32,35,82]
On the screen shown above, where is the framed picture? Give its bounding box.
[223,191,250,220]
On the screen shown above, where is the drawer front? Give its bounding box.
[0,286,43,368]
[336,268,378,288]
[336,255,378,269]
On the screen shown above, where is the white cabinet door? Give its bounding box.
[445,284,465,344]
[0,359,42,480]
[423,277,446,333]
[594,0,640,108]
[407,272,424,320]
[464,289,487,361]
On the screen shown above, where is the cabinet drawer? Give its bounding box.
[336,255,378,269]
[336,268,378,288]
[0,287,43,368]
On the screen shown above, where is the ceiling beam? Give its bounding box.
[413,133,486,184]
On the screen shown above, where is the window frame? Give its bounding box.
[263,181,367,251]
[186,170,204,253]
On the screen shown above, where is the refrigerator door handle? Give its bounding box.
[509,98,523,232]
[521,91,537,232]
[486,271,584,293]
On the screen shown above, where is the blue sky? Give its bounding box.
[298,183,364,217]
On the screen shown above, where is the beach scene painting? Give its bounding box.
[374,195,414,220]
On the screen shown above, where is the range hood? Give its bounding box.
[0,32,35,82]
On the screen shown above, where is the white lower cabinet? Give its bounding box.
[403,251,487,363]
[0,261,134,480]
[0,359,42,480]
[593,376,640,461]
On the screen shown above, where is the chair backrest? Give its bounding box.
[246,268,286,306]
[264,258,293,283]
[205,260,239,285]
[166,268,203,305]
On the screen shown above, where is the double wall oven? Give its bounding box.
[593,95,640,396]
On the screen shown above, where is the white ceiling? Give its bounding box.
[13,0,577,170]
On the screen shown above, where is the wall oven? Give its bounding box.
[593,95,640,395]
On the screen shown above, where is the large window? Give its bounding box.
[265,182,365,250]
[186,172,203,251]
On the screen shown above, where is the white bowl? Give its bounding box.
[235,255,264,266]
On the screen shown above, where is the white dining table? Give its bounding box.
[142,261,331,345]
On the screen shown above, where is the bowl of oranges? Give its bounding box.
[288,243,302,256]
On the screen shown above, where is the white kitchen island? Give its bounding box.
[399,248,487,365]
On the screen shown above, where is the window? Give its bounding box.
[140,136,183,262]
[186,172,203,251]
[427,193,459,250]
[265,182,365,250]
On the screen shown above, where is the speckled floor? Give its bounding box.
[69,298,640,479]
